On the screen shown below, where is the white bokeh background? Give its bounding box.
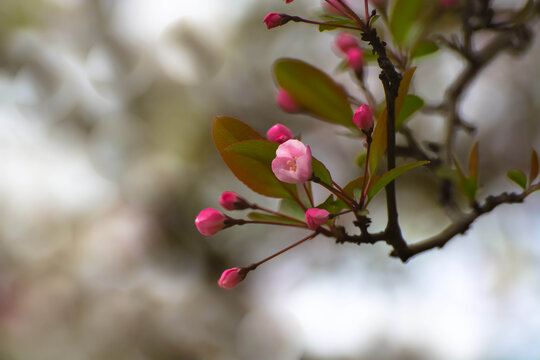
[0,0,538,359]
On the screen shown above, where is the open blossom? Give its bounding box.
[353,104,373,132]
[263,13,291,29]
[305,208,330,230]
[218,268,246,289]
[276,88,301,113]
[271,139,313,184]
[195,208,226,236]
[219,191,249,211]
[267,123,294,144]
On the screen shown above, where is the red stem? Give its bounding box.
[251,232,318,268]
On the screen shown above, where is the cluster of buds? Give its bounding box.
[196,102,375,289]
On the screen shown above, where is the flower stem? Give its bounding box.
[359,135,372,207]
[248,232,319,270]
[303,183,314,207]
[241,220,308,228]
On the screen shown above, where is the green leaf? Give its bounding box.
[461,177,477,201]
[213,117,297,199]
[411,40,439,59]
[390,0,425,45]
[226,139,332,187]
[279,198,306,221]
[367,160,429,200]
[468,141,479,181]
[530,149,539,184]
[312,157,333,186]
[343,176,366,198]
[507,170,527,190]
[356,152,367,168]
[369,67,417,176]
[396,94,424,130]
[247,212,302,225]
[369,15,380,26]
[274,58,354,127]
[317,195,348,213]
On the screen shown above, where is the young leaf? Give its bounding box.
[343,176,366,198]
[507,170,527,190]
[468,141,479,181]
[461,177,478,202]
[317,195,348,213]
[390,0,425,46]
[411,40,439,59]
[279,198,306,221]
[213,117,297,199]
[367,160,429,200]
[396,94,424,130]
[530,149,539,184]
[274,58,354,127]
[225,140,333,187]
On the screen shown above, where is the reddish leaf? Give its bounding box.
[274,58,354,127]
[212,116,297,199]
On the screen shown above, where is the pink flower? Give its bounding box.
[263,13,291,29]
[336,33,359,54]
[195,208,226,236]
[267,123,294,144]
[219,191,249,211]
[346,47,364,73]
[276,88,301,113]
[218,268,246,289]
[353,104,373,132]
[271,139,313,184]
[305,208,330,230]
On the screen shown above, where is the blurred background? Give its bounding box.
[0,0,539,359]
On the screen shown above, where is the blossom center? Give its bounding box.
[287,156,298,171]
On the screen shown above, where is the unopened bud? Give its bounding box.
[346,48,364,76]
[219,191,250,211]
[336,33,359,54]
[218,267,247,289]
[195,208,226,236]
[305,208,330,230]
[353,104,373,133]
[267,124,294,144]
[264,13,291,29]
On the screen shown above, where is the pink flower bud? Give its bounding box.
[336,33,359,54]
[271,139,313,184]
[267,124,294,144]
[346,47,364,73]
[219,191,249,211]
[305,208,330,230]
[284,0,295,3]
[218,267,246,289]
[353,104,373,132]
[276,88,301,113]
[263,13,291,29]
[195,208,226,236]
